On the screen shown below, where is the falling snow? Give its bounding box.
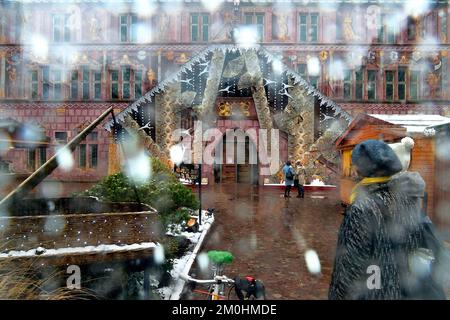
[0,0,449,302]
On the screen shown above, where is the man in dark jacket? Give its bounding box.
[329,139,446,300]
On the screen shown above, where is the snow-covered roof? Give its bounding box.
[0,242,157,259]
[369,114,450,134]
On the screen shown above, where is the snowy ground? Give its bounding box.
[0,242,157,259]
[157,210,214,300]
[0,209,214,300]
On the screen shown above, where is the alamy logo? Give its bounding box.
[171,121,281,175]
[66,265,81,289]
[367,265,381,290]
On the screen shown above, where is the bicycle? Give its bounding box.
[180,250,266,300]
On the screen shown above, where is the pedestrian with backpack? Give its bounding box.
[294,160,306,198]
[283,161,295,198]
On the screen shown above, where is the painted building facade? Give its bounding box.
[0,0,449,189]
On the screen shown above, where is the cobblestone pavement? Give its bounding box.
[190,184,344,300]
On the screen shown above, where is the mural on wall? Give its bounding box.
[426,52,443,99]
[66,5,81,41]
[19,8,35,45]
[272,12,289,41]
[158,12,170,42]
[89,10,104,42]
[216,100,252,118]
[175,53,189,64]
[5,52,21,99]
[407,16,425,42]
[343,14,360,42]
[211,11,234,42]
[366,5,381,31]
[147,68,156,86]
[217,101,232,117]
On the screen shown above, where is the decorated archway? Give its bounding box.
[105,45,352,185]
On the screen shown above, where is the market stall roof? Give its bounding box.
[335,113,407,148]
[369,114,450,134]
[104,44,351,131]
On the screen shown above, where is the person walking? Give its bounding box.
[282,161,295,198]
[213,161,221,183]
[294,160,306,198]
[329,139,446,300]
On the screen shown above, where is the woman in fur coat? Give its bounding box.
[329,139,446,300]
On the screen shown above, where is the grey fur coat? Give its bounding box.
[329,172,446,300]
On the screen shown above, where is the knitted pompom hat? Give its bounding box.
[352,139,403,178]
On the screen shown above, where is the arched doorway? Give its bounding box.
[214,130,258,185]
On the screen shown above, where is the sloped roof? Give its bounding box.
[370,114,450,134]
[104,44,351,131]
[334,113,406,147]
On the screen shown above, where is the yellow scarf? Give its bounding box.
[350,176,392,204]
